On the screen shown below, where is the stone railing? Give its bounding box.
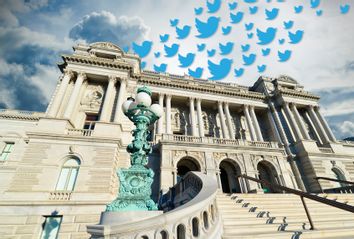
[323,186,354,194]
[159,134,279,149]
[67,128,93,136]
[318,147,334,154]
[49,191,72,200]
[87,172,222,239]
[0,109,44,120]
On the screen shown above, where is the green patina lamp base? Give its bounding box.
[106,167,158,212]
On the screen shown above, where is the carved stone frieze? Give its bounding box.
[81,85,104,110]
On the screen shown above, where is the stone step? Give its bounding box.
[222,227,354,239]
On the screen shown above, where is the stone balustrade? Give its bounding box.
[159,134,279,149]
[49,191,72,200]
[67,128,93,136]
[87,172,222,239]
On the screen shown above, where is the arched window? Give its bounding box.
[177,224,185,239]
[56,157,80,191]
[203,211,209,230]
[192,217,199,237]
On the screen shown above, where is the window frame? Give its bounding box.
[55,158,80,191]
[40,215,63,239]
[0,142,14,161]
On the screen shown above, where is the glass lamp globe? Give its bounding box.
[128,101,138,110]
[122,98,134,113]
[150,104,163,118]
[136,91,152,107]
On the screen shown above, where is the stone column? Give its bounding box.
[218,101,229,139]
[244,105,256,141]
[100,76,117,122]
[315,106,336,142]
[269,103,289,145]
[157,94,164,134]
[113,78,127,123]
[224,103,235,139]
[48,69,74,117]
[189,97,197,136]
[284,102,303,141]
[250,106,264,141]
[267,110,282,142]
[308,106,330,143]
[196,98,204,137]
[63,72,86,119]
[291,104,310,140]
[303,111,322,144]
[166,95,172,134]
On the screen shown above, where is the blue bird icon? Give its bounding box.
[288,30,304,44]
[310,0,320,9]
[256,27,277,45]
[178,53,195,67]
[154,63,167,73]
[247,32,254,39]
[244,0,257,3]
[170,19,179,27]
[283,21,294,30]
[207,49,216,57]
[197,43,206,52]
[245,22,254,31]
[294,6,303,14]
[164,43,179,57]
[230,12,244,24]
[265,8,279,20]
[194,7,203,15]
[176,25,191,39]
[257,64,266,73]
[234,68,244,77]
[208,58,233,80]
[141,61,146,69]
[132,41,152,58]
[316,10,323,16]
[278,50,292,62]
[340,4,350,14]
[249,6,258,15]
[219,42,234,55]
[222,26,232,35]
[228,2,237,10]
[241,44,250,52]
[122,46,129,53]
[159,34,169,43]
[262,48,271,56]
[278,38,285,44]
[195,16,220,38]
[188,67,203,78]
[154,52,160,58]
[242,53,256,65]
[207,0,221,13]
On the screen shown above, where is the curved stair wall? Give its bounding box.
[87,172,222,239]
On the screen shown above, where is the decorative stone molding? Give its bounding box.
[81,84,104,110]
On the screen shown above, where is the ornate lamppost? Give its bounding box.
[106,86,163,211]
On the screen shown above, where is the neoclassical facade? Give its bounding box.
[0,42,353,238]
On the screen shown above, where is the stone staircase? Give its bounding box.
[217,193,354,239]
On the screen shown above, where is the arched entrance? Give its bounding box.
[177,157,201,182]
[219,160,242,193]
[257,161,279,193]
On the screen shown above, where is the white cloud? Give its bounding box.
[69,11,149,47]
[339,121,354,136]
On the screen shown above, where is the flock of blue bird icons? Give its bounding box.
[129,0,351,81]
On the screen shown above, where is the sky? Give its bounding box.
[0,0,353,139]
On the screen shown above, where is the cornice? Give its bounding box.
[0,110,44,121]
[138,71,266,101]
[61,54,137,76]
[277,87,320,100]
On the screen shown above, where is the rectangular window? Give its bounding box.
[83,113,99,130]
[40,216,62,239]
[0,142,14,161]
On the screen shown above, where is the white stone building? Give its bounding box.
[0,42,353,238]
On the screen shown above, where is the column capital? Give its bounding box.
[217,101,223,106]
[119,77,128,84]
[108,75,118,84]
[63,68,74,78]
[77,72,87,80]
[159,93,165,97]
[283,101,290,107]
[196,98,202,103]
[166,94,172,100]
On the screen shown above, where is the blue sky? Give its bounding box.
[0,0,354,139]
